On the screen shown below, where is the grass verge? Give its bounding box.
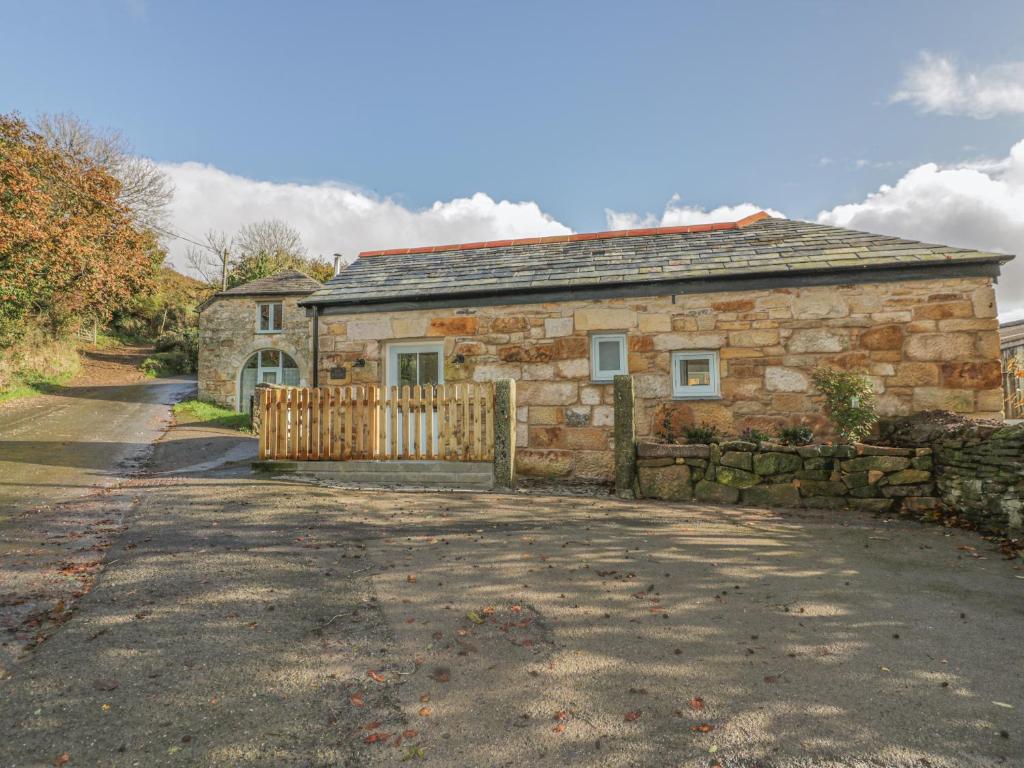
[173,399,251,431]
[0,378,67,405]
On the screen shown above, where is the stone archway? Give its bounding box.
[237,349,302,413]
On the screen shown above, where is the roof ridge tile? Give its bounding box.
[358,211,771,258]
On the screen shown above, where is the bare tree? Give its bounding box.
[185,230,233,291]
[186,220,326,291]
[233,219,306,260]
[35,112,174,231]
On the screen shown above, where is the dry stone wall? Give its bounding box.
[318,276,1002,481]
[636,440,938,513]
[880,415,1024,535]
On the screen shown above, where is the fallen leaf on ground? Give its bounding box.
[402,729,419,739]
[431,666,450,683]
[368,670,386,683]
[691,723,714,733]
[688,697,705,711]
[466,611,484,624]
[764,675,779,684]
[350,693,365,707]
[54,754,70,767]
[624,710,641,722]
[418,706,431,717]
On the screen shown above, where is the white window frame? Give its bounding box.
[590,333,627,382]
[671,350,720,399]
[385,341,445,388]
[257,301,283,333]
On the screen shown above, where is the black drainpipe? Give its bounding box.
[311,305,320,387]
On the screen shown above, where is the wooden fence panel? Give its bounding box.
[258,382,495,461]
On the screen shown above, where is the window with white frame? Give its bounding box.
[590,333,627,382]
[671,350,720,398]
[257,301,283,333]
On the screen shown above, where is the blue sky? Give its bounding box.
[4,0,1024,316]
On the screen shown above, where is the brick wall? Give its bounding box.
[198,295,312,410]
[317,276,1003,481]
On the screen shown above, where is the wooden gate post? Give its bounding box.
[493,379,516,489]
[613,374,637,499]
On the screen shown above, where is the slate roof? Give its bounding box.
[302,214,1012,308]
[1002,320,1024,350]
[218,269,323,297]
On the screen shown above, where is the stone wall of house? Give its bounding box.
[317,276,1003,481]
[198,295,312,410]
[636,440,937,513]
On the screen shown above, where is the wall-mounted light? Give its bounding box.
[354,358,366,368]
[452,353,465,365]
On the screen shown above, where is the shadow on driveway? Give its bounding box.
[1,470,1020,767]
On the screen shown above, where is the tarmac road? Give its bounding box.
[0,376,196,524]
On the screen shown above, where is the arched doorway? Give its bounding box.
[238,349,300,413]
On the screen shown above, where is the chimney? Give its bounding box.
[332,253,345,276]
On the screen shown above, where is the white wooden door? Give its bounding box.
[386,343,443,456]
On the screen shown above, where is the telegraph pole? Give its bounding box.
[221,248,229,292]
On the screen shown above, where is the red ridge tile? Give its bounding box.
[357,212,770,257]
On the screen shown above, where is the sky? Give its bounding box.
[3,0,1024,319]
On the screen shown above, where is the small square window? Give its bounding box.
[258,301,283,332]
[590,333,627,382]
[672,351,720,398]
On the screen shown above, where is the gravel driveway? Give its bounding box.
[1,425,1021,767]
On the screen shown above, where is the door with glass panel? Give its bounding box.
[386,343,443,456]
[239,349,300,412]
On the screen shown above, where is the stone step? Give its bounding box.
[253,459,494,489]
[304,474,494,489]
[308,469,491,482]
[330,460,493,476]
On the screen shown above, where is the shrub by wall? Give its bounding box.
[636,440,937,514]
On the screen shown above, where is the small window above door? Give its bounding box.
[257,301,283,333]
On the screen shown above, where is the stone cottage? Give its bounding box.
[198,213,1014,481]
[297,213,1013,480]
[197,270,321,412]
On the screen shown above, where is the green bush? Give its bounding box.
[141,349,191,377]
[776,425,814,445]
[810,367,877,443]
[682,423,720,444]
[739,427,772,443]
[153,327,198,372]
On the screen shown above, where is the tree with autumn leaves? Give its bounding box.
[0,113,163,345]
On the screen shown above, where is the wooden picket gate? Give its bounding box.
[257,383,495,461]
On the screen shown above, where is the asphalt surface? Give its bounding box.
[0,376,196,523]
[1,426,1021,767]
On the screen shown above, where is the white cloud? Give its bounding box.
[818,140,1024,318]
[604,196,784,230]
[892,51,1024,118]
[159,162,573,271]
